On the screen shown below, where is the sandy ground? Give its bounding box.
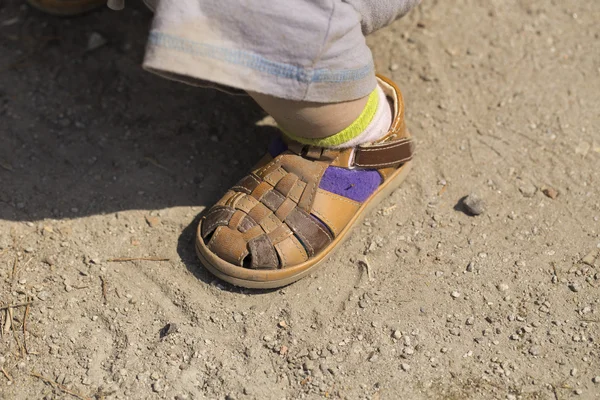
[1,0,599,399]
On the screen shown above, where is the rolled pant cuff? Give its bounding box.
[143,31,377,103]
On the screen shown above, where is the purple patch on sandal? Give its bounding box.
[268,136,287,157]
[319,166,381,203]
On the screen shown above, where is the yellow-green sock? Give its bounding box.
[282,87,380,148]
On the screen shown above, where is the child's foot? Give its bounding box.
[195,76,414,288]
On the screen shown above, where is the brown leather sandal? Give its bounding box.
[195,75,414,288]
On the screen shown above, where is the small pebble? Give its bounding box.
[528,346,541,356]
[497,283,509,292]
[466,317,475,325]
[581,251,597,266]
[462,193,486,216]
[159,323,178,338]
[519,183,537,198]
[574,389,583,395]
[37,291,50,301]
[87,32,107,51]
[401,363,410,371]
[303,361,315,371]
[451,291,461,299]
[145,216,161,228]
[542,187,558,199]
[42,255,56,266]
[592,376,600,384]
[568,282,581,292]
[466,261,474,272]
[152,380,164,393]
[392,330,402,340]
[570,368,578,377]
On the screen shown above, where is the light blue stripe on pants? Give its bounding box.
[143,0,420,102]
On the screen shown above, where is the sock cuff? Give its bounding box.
[282,87,379,147]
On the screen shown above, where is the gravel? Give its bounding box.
[568,282,581,292]
[497,283,509,292]
[519,183,537,198]
[528,346,541,356]
[542,187,559,199]
[87,32,108,51]
[152,380,164,393]
[461,193,486,215]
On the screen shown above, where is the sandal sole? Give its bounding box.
[195,160,412,289]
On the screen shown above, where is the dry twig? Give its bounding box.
[1,367,11,382]
[100,276,107,304]
[0,301,34,311]
[11,253,18,281]
[0,161,13,172]
[107,257,170,262]
[358,257,374,281]
[143,156,172,173]
[30,371,93,400]
[23,302,31,353]
[438,184,448,196]
[2,309,10,335]
[9,307,25,357]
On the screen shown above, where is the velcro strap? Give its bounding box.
[353,137,414,168]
